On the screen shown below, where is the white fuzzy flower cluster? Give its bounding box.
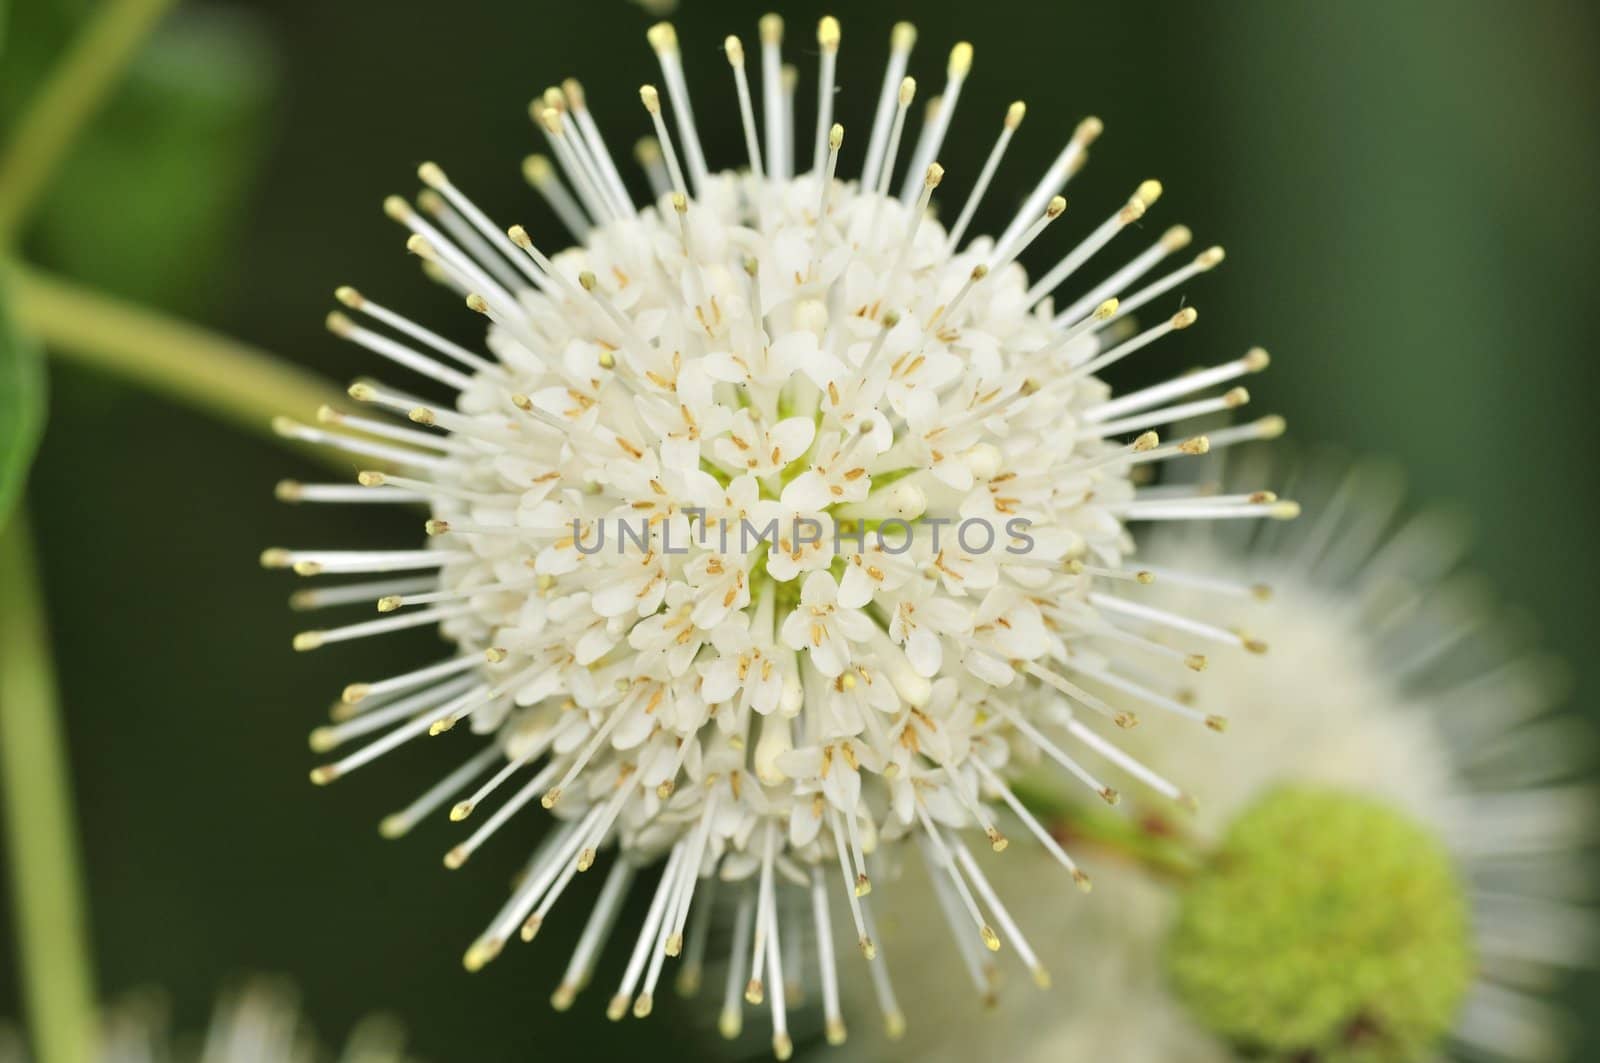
[263,14,1291,1055]
[841,459,1595,1063]
[0,982,409,1063]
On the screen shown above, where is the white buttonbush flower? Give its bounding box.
[838,460,1594,1063]
[262,14,1294,1055]
[0,981,410,1063]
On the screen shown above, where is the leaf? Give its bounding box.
[31,7,279,311]
[0,277,47,528]
[0,0,90,117]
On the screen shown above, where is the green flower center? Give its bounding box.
[1167,786,1473,1062]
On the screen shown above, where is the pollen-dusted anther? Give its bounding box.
[948,41,973,76]
[381,194,412,222]
[264,13,1291,1049]
[817,15,840,50]
[1161,225,1192,251]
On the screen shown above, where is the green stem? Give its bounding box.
[1063,804,1203,884]
[0,0,180,243]
[8,265,346,440]
[1013,776,1204,884]
[0,516,97,1063]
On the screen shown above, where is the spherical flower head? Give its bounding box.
[1168,786,1473,1062]
[830,461,1593,1062]
[265,14,1289,1047]
[1122,462,1597,1061]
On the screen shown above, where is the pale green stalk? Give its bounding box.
[1012,776,1204,884]
[11,267,345,438]
[0,518,96,1063]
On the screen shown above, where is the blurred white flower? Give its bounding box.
[262,14,1290,1055]
[835,459,1594,1062]
[0,981,408,1063]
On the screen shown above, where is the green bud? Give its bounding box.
[1167,787,1473,1062]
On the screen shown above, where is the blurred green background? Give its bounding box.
[3,0,1598,1058]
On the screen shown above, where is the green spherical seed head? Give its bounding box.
[1167,787,1473,1062]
